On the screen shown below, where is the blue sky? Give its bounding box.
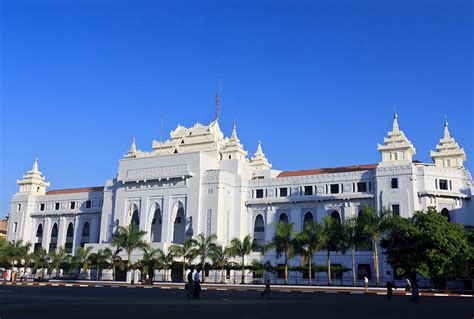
[0,0,472,217]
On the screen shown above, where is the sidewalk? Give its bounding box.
[1,280,472,298]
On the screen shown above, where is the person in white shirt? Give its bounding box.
[193,270,201,298]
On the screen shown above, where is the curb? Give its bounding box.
[1,281,472,298]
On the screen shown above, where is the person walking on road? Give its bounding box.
[410,280,419,303]
[364,276,369,292]
[386,272,396,300]
[260,269,271,299]
[193,270,201,299]
[186,270,194,299]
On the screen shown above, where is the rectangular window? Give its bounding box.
[391,178,398,189]
[17,204,21,211]
[357,182,367,192]
[13,222,18,233]
[279,187,288,197]
[330,184,339,194]
[439,179,448,190]
[55,203,60,210]
[391,204,400,216]
[40,203,45,211]
[304,186,313,196]
[86,200,92,208]
[256,189,264,199]
[70,202,76,209]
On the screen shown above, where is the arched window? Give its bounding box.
[151,205,162,242]
[254,215,265,232]
[65,223,74,253]
[49,223,58,252]
[330,211,341,225]
[173,207,185,244]
[131,205,139,228]
[81,222,90,248]
[441,208,451,222]
[303,212,313,226]
[279,213,289,224]
[34,224,43,252]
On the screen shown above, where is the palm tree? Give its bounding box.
[266,223,295,285]
[90,249,109,281]
[294,222,325,285]
[139,246,160,282]
[49,246,68,279]
[156,248,175,282]
[76,246,93,279]
[344,216,364,287]
[104,248,123,281]
[32,247,49,278]
[228,235,253,284]
[111,223,148,270]
[210,244,233,283]
[170,239,196,282]
[357,205,393,286]
[5,240,31,270]
[190,233,217,283]
[321,216,346,286]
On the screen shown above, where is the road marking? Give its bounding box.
[143,286,153,289]
[460,295,473,298]
[27,283,33,286]
[161,287,170,289]
[377,292,385,295]
[279,290,291,293]
[217,288,227,291]
[350,291,364,294]
[325,291,337,294]
[434,293,448,297]
[65,284,73,287]
[52,284,59,287]
[201,287,208,290]
[80,285,88,287]
[95,285,103,288]
[39,283,46,286]
[178,287,184,290]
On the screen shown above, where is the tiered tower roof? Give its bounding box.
[430,120,466,168]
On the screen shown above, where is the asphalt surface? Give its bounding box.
[1,285,472,319]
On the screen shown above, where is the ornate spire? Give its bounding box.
[230,123,238,141]
[17,158,50,194]
[220,123,247,161]
[124,138,138,158]
[431,119,466,168]
[250,140,272,170]
[377,113,416,165]
[392,112,399,132]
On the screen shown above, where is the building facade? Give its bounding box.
[6,114,473,283]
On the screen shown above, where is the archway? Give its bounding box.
[441,208,451,222]
[49,223,58,252]
[253,214,265,252]
[131,204,140,228]
[279,213,289,224]
[65,223,74,253]
[172,206,185,244]
[81,222,90,248]
[303,212,313,226]
[35,224,43,252]
[151,204,162,242]
[330,211,341,225]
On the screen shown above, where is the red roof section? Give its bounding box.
[277,164,378,178]
[46,186,104,195]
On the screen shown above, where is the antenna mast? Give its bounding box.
[215,80,221,121]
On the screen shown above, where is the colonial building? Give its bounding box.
[6,114,473,283]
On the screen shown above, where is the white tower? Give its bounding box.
[249,140,272,170]
[16,158,50,195]
[220,124,248,161]
[430,120,466,168]
[377,113,416,166]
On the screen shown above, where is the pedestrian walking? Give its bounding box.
[186,270,194,299]
[364,276,369,292]
[410,281,419,303]
[386,272,396,300]
[405,278,412,292]
[260,269,271,299]
[193,270,201,299]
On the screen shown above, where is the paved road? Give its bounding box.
[1,285,472,319]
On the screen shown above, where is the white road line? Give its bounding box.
[201,287,208,290]
[161,287,170,289]
[95,285,103,288]
[377,292,385,295]
[178,287,184,290]
[143,286,153,289]
[434,293,448,297]
[460,295,473,298]
[350,291,364,294]
[80,285,88,287]
[27,283,33,286]
[65,284,73,287]
[52,284,59,287]
[217,288,227,291]
[279,290,291,293]
[325,291,338,294]
[39,283,46,286]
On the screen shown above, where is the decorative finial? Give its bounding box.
[129,138,137,154]
[444,118,450,139]
[32,157,39,173]
[231,122,238,140]
[392,112,399,131]
[256,140,263,155]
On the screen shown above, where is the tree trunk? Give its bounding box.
[201,259,205,283]
[327,249,332,286]
[352,245,356,287]
[373,239,379,287]
[127,250,131,271]
[241,255,245,284]
[284,252,288,285]
[182,258,186,282]
[308,254,312,285]
[112,265,116,281]
[221,265,225,283]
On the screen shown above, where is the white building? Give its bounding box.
[6,114,473,283]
